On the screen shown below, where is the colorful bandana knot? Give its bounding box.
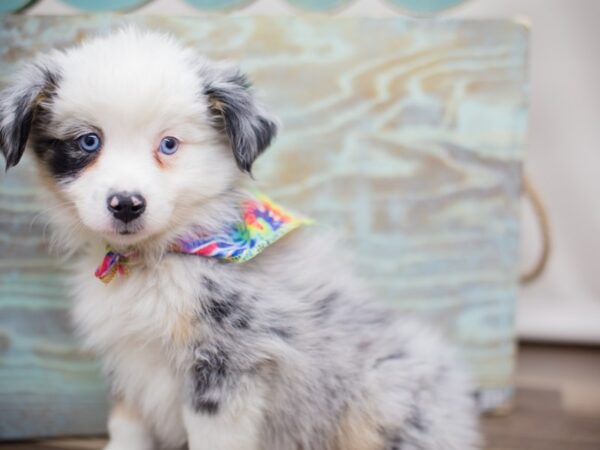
[170,193,313,262]
[94,248,135,284]
[95,193,313,283]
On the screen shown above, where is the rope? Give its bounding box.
[520,174,552,285]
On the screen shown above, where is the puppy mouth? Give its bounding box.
[112,220,144,236]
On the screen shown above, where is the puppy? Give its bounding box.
[0,28,479,450]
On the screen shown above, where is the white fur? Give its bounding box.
[182,380,266,450]
[46,28,239,250]
[105,404,155,450]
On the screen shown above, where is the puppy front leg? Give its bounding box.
[183,379,266,450]
[103,401,154,450]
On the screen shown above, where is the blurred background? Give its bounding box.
[0,1,598,449]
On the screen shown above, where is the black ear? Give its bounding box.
[201,63,278,173]
[0,60,60,170]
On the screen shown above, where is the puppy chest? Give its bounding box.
[73,259,203,349]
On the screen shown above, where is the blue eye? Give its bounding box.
[159,136,179,155]
[77,133,101,153]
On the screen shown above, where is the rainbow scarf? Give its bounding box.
[95,193,312,284]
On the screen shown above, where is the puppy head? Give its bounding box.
[0,27,277,248]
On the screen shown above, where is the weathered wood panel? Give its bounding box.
[0,16,528,438]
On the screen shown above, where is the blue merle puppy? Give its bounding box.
[0,27,480,450]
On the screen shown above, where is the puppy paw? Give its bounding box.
[105,402,155,450]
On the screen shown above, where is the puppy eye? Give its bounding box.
[77,133,102,153]
[159,136,179,155]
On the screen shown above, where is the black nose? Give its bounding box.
[107,192,146,223]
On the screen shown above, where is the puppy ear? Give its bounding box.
[0,59,60,170]
[201,63,278,173]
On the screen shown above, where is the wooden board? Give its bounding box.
[0,16,528,438]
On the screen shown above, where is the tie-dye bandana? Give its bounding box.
[94,248,136,284]
[95,193,313,284]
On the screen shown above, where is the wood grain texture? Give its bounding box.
[0,16,528,438]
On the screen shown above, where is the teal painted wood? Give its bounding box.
[0,149,109,438]
[385,0,469,14]
[0,0,35,14]
[183,0,254,11]
[286,0,354,12]
[0,16,528,438]
[62,0,151,12]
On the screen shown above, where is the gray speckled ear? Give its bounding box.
[0,58,60,170]
[201,63,278,174]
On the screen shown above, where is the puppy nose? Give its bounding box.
[107,192,146,223]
